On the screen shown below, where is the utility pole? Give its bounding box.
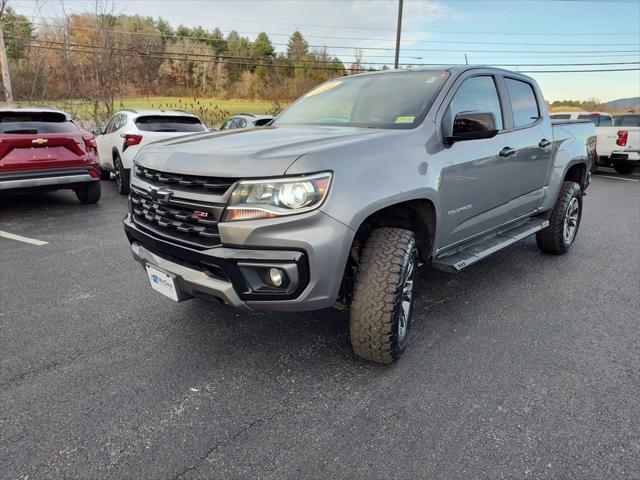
[394,0,403,69]
[0,1,14,105]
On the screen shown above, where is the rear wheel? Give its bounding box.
[114,155,130,195]
[74,182,101,204]
[614,163,634,175]
[349,228,418,364]
[536,181,582,255]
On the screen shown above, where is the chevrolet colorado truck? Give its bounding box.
[123,67,596,364]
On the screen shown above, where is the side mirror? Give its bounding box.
[91,127,103,136]
[447,111,498,143]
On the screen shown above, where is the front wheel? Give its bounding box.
[350,228,418,364]
[614,163,634,175]
[536,181,582,255]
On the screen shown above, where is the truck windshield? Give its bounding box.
[0,111,78,134]
[274,71,450,129]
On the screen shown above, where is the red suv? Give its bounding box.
[0,107,101,204]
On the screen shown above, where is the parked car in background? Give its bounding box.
[124,67,596,364]
[595,113,640,174]
[0,107,101,204]
[94,109,207,194]
[550,111,613,127]
[219,113,273,131]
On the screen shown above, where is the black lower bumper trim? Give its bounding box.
[124,214,309,301]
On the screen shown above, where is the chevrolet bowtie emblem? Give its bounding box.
[147,186,172,203]
[32,138,48,145]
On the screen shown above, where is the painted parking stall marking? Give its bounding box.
[0,230,49,246]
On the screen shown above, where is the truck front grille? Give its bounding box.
[130,187,223,249]
[134,165,236,195]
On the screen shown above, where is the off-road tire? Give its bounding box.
[536,181,582,255]
[75,181,101,204]
[614,163,634,175]
[350,228,418,364]
[99,167,111,180]
[115,156,130,195]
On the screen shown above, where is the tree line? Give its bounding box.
[1,6,372,123]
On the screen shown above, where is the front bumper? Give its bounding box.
[124,210,354,312]
[0,167,99,192]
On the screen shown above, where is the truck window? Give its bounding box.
[446,76,504,134]
[614,115,640,127]
[135,116,206,133]
[578,114,612,127]
[505,78,540,128]
[0,111,79,134]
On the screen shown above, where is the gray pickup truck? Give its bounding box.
[124,66,597,364]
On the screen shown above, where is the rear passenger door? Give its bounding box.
[499,76,553,216]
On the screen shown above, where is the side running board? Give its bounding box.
[432,218,549,273]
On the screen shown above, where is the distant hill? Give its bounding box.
[603,97,640,111]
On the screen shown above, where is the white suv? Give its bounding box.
[95,109,207,194]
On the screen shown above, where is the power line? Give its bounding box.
[13,41,640,74]
[8,19,640,49]
[12,37,640,68]
[22,10,639,36]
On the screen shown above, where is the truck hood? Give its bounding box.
[134,126,399,177]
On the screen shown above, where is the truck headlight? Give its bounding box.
[223,172,332,222]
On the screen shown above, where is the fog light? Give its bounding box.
[268,267,284,287]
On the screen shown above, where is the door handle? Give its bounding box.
[499,147,516,157]
[538,139,552,148]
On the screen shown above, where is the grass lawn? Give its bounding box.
[6,97,283,127]
[115,97,277,115]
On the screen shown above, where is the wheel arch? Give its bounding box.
[352,198,437,262]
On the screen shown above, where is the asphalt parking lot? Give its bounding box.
[1,170,639,479]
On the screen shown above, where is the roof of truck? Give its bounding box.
[347,65,537,82]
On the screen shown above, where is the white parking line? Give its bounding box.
[597,175,639,182]
[0,230,49,246]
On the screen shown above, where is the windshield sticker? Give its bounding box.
[395,115,416,124]
[305,81,342,97]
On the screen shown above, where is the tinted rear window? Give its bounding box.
[577,114,613,127]
[134,116,206,132]
[505,78,540,127]
[614,115,640,127]
[550,114,571,120]
[0,111,78,134]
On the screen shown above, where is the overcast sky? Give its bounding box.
[10,0,640,102]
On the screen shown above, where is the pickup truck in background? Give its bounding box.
[595,113,640,174]
[0,107,101,203]
[123,67,596,364]
[550,111,613,127]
